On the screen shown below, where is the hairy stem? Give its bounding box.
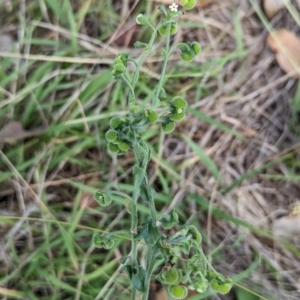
[143,176,157,226]
[109,190,132,200]
[131,27,158,92]
[153,23,171,107]
[142,247,156,300]
[130,182,139,299]
[120,74,135,100]
[105,230,130,240]
[131,185,139,266]
[196,243,219,275]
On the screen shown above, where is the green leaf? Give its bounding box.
[133,165,145,188]
[136,219,160,246]
[132,265,146,292]
[168,232,192,254]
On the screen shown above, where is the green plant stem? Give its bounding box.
[131,188,139,266]
[131,289,136,300]
[143,176,157,226]
[105,230,130,240]
[196,243,219,275]
[130,186,138,299]
[153,23,171,107]
[142,247,156,300]
[109,190,132,200]
[131,26,158,91]
[130,137,150,299]
[120,74,135,100]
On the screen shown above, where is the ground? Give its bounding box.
[0,1,300,299]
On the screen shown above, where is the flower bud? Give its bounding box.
[159,87,167,100]
[158,5,167,15]
[180,0,197,10]
[118,141,130,152]
[94,190,112,206]
[130,105,144,118]
[112,63,126,77]
[160,268,182,285]
[145,108,158,123]
[136,14,150,26]
[114,57,124,66]
[162,120,176,133]
[169,285,188,300]
[105,129,118,142]
[134,41,147,48]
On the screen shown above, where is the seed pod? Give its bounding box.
[105,129,118,142]
[162,121,176,134]
[169,111,185,122]
[179,42,201,62]
[217,282,232,295]
[171,96,187,109]
[169,285,188,300]
[109,116,124,129]
[160,268,182,285]
[210,279,219,291]
[94,190,112,206]
[191,41,201,55]
[180,52,193,62]
[108,142,120,153]
[118,141,130,152]
[145,108,158,123]
[159,22,178,36]
[180,0,197,10]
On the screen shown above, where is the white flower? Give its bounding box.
[169,3,178,12]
